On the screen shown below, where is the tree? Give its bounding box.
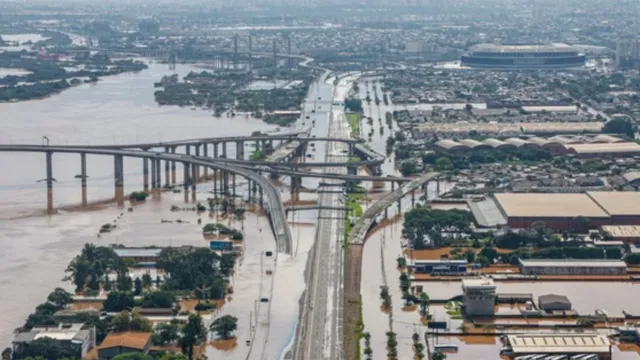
[602,117,636,138]
[113,353,154,360]
[464,249,476,263]
[625,253,640,265]
[400,161,418,177]
[112,310,152,332]
[142,291,176,308]
[478,246,498,262]
[116,271,133,292]
[210,315,238,340]
[134,278,142,296]
[17,338,76,360]
[103,291,135,312]
[474,255,491,267]
[47,288,73,309]
[180,314,207,360]
[419,292,430,316]
[153,320,180,345]
[432,351,446,360]
[434,157,453,171]
[141,272,152,289]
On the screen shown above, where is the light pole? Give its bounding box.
[42,136,49,146]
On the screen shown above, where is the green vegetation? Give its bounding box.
[156,247,230,300]
[112,309,153,332]
[103,291,135,312]
[64,243,128,292]
[12,337,77,360]
[263,114,297,127]
[602,116,636,138]
[130,191,149,201]
[179,314,207,360]
[420,148,553,171]
[402,208,474,249]
[210,315,238,339]
[202,222,243,240]
[386,331,398,360]
[344,98,363,112]
[625,253,640,265]
[444,301,462,319]
[346,113,361,138]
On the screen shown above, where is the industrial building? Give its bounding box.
[519,259,627,276]
[479,192,640,231]
[412,259,467,274]
[504,333,611,359]
[461,44,586,69]
[493,193,611,231]
[12,324,96,360]
[461,278,496,316]
[538,294,572,311]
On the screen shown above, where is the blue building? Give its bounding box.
[413,259,467,274]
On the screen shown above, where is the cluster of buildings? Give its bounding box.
[432,134,640,158]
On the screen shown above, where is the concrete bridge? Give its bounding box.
[0,145,293,254]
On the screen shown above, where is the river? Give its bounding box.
[0,60,282,346]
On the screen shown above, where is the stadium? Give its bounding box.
[461,44,586,69]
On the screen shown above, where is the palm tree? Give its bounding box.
[419,292,430,316]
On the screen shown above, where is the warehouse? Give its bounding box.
[519,259,627,275]
[587,191,640,225]
[493,193,611,231]
[504,333,611,359]
[565,142,640,158]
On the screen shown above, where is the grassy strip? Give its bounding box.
[346,113,361,138]
[250,149,264,160]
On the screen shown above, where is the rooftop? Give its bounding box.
[587,191,640,216]
[99,332,152,350]
[494,193,610,219]
[538,294,571,305]
[506,333,610,353]
[565,142,640,154]
[13,324,90,344]
[461,278,495,288]
[113,248,163,258]
[519,259,627,268]
[601,225,640,238]
[470,43,577,54]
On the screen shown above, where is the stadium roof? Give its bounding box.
[470,43,578,53]
[494,193,610,218]
[506,333,610,354]
[434,139,467,150]
[565,142,640,154]
[587,191,640,216]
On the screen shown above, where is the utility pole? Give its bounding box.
[287,35,292,68]
[233,34,238,70]
[248,35,253,72]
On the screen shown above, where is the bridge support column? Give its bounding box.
[143,157,149,192]
[259,187,264,208]
[384,207,388,219]
[203,144,208,179]
[436,179,440,195]
[411,189,415,208]
[236,141,244,160]
[223,171,229,196]
[155,159,162,189]
[391,181,395,191]
[213,168,218,198]
[164,148,170,187]
[290,176,301,202]
[194,145,201,180]
[222,142,227,159]
[191,162,197,202]
[213,142,218,158]
[80,153,87,207]
[150,157,157,190]
[186,145,191,156]
[183,162,189,203]
[232,174,236,200]
[423,182,429,201]
[171,147,177,185]
[46,151,54,215]
[114,155,124,207]
[247,179,252,202]
[348,166,357,176]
